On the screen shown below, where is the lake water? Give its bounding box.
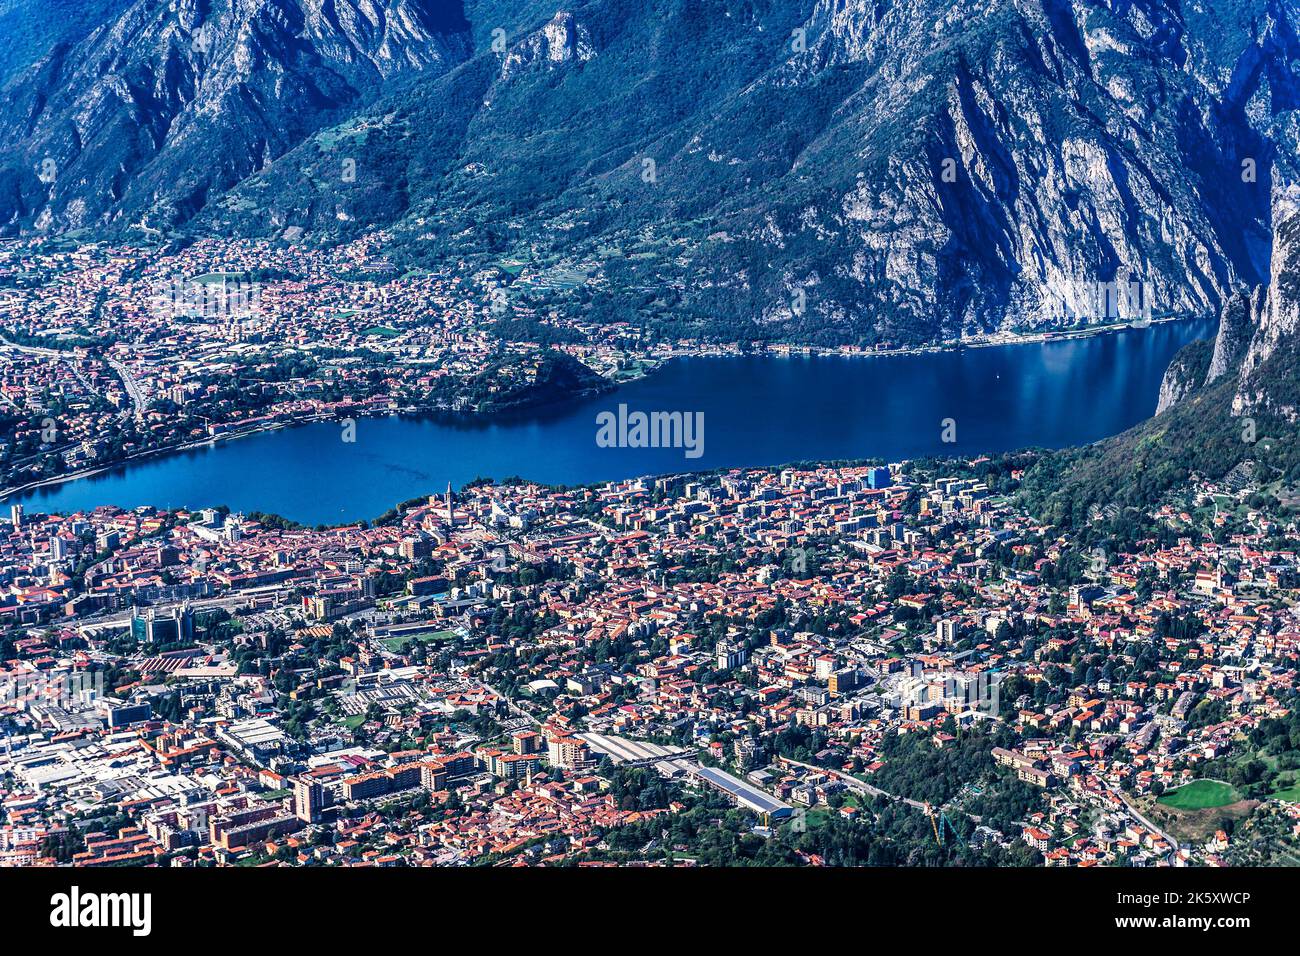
[9,318,1216,524]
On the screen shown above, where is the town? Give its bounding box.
[0,236,1144,498]
[0,234,648,494]
[2,454,1297,867]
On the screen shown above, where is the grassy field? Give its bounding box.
[1157,779,1239,810]
[380,629,459,653]
[1146,780,1256,843]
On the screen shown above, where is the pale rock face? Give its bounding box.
[1154,176,1300,417]
[1227,183,1300,420]
[501,12,596,78]
[1155,363,1194,416]
[752,0,1295,340]
[1206,290,1261,385]
[1157,178,1300,421]
[1239,185,1300,381]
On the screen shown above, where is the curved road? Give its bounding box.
[776,755,982,824]
[1108,783,1180,857]
[0,334,142,421]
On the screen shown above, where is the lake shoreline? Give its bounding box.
[1,314,1213,513]
[0,382,616,506]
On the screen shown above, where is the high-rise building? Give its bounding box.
[9,504,22,529]
[512,730,541,755]
[829,668,861,696]
[547,735,592,770]
[399,536,432,560]
[131,604,195,645]
[293,777,330,824]
[717,641,746,670]
[445,482,455,528]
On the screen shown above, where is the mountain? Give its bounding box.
[1,0,1299,347]
[1154,335,1213,415]
[1234,183,1300,416]
[0,0,133,85]
[0,0,472,234]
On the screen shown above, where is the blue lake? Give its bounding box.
[8,318,1216,524]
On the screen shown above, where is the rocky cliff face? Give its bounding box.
[1206,290,1262,385]
[784,0,1280,337]
[501,11,595,76]
[1158,177,1300,420]
[2,0,1300,348]
[1232,182,1300,420]
[0,0,471,233]
[1157,283,1259,413]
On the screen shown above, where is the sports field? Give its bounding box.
[1156,780,1238,810]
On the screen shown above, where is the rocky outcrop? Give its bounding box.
[1232,183,1300,421]
[1206,290,1262,384]
[501,12,595,77]
[1157,180,1300,418]
[1156,339,1214,415]
[1157,283,1262,414]
[1236,185,1300,382]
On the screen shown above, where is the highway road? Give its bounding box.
[0,334,142,421]
[105,356,145,420]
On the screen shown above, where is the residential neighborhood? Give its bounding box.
[2,457,1297,867]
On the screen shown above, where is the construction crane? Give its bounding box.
[924,802,958,845]
[938,810,957,845]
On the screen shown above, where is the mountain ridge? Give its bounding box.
[1,0,1299,349]
[0,0,473,234]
